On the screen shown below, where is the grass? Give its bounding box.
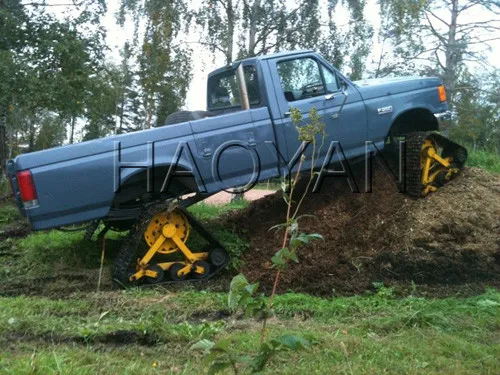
[188,200,249,221]
[0,182,499,373]
[467,149,500,174]
[0,288,498,374]
[0,202,21,230]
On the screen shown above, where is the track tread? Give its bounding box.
[403,132,429,198]
[402,131,468,198]
[113,201,230,288]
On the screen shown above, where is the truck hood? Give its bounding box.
[353,76,442,100]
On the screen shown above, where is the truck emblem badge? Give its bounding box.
[378,106,393,115]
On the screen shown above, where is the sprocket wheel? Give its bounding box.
[144,209,190,254]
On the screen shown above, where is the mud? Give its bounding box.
[233,167,500,296]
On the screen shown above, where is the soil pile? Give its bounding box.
[234,167,500,295]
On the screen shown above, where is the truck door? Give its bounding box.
[191,63,276,193]
[267,54,367,169]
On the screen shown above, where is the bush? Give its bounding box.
[467,149,500,173]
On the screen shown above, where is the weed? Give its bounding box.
[0,203,21,228]
[467,149,500,173]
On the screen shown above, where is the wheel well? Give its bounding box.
[111,165,199,208]
[388,108,438,138]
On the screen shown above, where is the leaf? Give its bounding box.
[271,247,289,267]
[208,361,232,375]
[190,339,215,352]
[98,310,110,321]
[228,274,249,311]
[272,334,310,350]
[244,282,259,297]
[306,233,324,241]
[288,250,298,263]
[214,339,231,351]
[268,222,287,232]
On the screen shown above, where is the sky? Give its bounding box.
[48,0,500,112]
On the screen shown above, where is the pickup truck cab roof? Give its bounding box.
[207,50,315,78]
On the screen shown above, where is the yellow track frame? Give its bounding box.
[129,209,208,282]
[420,138,459,196]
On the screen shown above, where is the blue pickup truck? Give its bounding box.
[7,50,466,286]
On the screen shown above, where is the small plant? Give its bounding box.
[192,108,326,374]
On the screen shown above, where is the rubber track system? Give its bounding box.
[113,201,230,288]
[404,132,467,198]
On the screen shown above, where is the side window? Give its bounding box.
[208,65,260,109]
[277,58,326,102]
[321,65,340,93]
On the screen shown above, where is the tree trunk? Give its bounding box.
[0,106,6,178]
[28,117,35,152]
[247,0,262,56]
[226,0,235,64]
[0,1,7,178]
[69,116,76,144]
[444,0,459,99]
[118,92,125,134]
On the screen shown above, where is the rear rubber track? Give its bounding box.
[113,201,230,288]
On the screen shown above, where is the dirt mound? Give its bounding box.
[233,167,500,296]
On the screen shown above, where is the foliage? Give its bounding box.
[0,0,109,160]
[191,108,325,374]
[449,69,500,152]
[467,149,500,173]
[196,0,372,76]
[375,0,500,94]
[119,0,192,128]
[0,288,499,373]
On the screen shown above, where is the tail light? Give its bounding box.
[438,85,447,102]
[16,170,38,208]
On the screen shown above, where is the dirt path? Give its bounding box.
[205,189,275,204]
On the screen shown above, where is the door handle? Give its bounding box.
[325,94,335,100]
[203,148,213,157]
[284,111,291,117]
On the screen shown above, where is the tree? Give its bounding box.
[119,0,192,129]
[196,0,372,77]
[377,0,500,99]
[115,43,144,134]
[0,0,107,176]
[451,70,500,151]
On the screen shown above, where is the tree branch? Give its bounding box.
[424,12,448,44]
[21,1,84,7]
[426,8,450,27]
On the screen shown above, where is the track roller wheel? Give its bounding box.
[403,132,467,197]
[113,203,230,288]
[209,248,229,267]
[169,263,188,281]
[192,260,210,279]
[146,264,165,284]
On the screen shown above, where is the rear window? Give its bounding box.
[208,65,260,110]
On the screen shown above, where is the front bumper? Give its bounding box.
[434,110,452,133]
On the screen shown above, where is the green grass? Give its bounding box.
[0,202,21,229]
[0,177,12,197]
[0,288,498,374]
[188,200,249,221]
[0,190,499,373]
[467,149,500,173]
